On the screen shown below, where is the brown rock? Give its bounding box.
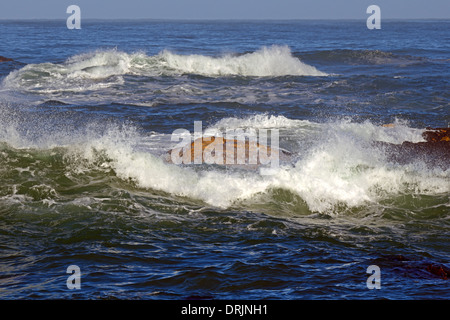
[167,136,290,166]
[422,128,450,142]
[0,56,13,62]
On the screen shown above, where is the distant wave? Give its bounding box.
[158,46,327,77]
[1,46,327,94]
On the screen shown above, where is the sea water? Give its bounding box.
[0,20,448,299]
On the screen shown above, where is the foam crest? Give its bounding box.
[159,46,328,77]
[274,137,448,213]
[1,109,447,214]
[65,50,133,79]
[329,118,426,144]
[69,126,270,208]
[1,46,327,95]
[78,118,448,213]
[211,114,317,130]
[2,49,131,94]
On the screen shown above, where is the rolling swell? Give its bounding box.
[299,49,428,65]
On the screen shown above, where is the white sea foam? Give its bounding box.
[158,45,327,77]
[211,114,318,130]
[1,46,327,94]
[1,111,447,214]
[329,118,426,144]
[68,116,449,213]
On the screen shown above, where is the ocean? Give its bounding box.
[0,20,449,300]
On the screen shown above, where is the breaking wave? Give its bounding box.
[158,45,327,77]
[1,46,327,94]
[0,108,447,214]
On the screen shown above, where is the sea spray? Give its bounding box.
[0,101,448,214]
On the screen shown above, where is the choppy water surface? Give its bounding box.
[0,20,449,299]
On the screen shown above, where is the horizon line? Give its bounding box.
[0,17,449,22]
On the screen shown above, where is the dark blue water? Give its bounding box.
[0,20,449,300]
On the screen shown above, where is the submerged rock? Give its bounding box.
[375,255,449,280]
[0,56,13,62]
[167,136,292,167]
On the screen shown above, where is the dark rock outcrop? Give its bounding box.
[0,56,13,62]
[376,127,450,169]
